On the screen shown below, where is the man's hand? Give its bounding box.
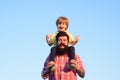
[68,59,76,69]
[70,59,85,78]
[44,61,56,75]
[77,69,85,78]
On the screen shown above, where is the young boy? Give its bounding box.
[46,16,79,70]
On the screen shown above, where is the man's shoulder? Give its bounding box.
[75,53,80,58]
[75,53,79,56]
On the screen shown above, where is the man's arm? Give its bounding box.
[41,68,49,79]
[74,54,85,78]
[76,68,85,78]
[41,55,51,79]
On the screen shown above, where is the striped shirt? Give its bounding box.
[41,53,84,80]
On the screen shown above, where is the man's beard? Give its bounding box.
[56,43,68,55]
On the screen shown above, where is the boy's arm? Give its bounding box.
[71,35,80,45]
[46,32,57,46]
[66,31,80,45]
[46,34,53,46]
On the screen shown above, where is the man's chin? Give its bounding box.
[56,46,68,55]
[59,46,65,49]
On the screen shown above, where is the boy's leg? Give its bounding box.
[68,46,75,61]
[46,46,56,72]
[49,46,56,61]
[68,46,76,69]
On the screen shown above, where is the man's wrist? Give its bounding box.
[42,71,49,79]
[77,69,85,78]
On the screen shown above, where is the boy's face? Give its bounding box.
[57,22,67,31]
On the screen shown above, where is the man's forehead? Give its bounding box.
[58,36,67,39]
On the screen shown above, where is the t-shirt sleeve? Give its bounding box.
[49,32,57,45]
[66,31,75,44]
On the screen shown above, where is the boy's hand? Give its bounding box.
[75,35,80,42]
[46,34,51,41]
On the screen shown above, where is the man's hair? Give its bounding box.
[56,31,69,42]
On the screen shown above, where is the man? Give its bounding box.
[41,31,85,80]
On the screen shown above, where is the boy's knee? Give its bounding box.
[51,47,56,50]
[69,46,75,50]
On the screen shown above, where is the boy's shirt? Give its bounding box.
[49,31,75,46]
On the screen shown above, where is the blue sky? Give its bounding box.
[0,0,120,80]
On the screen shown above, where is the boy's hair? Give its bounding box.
[56,16,69,30]
[56,31,69,42]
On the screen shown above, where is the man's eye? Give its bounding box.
[58,40,62,41]
[64,40,66,41]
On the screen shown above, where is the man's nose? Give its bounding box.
[61,41,64,44]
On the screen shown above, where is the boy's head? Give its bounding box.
[56,16,69,31]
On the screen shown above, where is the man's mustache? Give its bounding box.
[56,43,68,55]
[59,43,67,47]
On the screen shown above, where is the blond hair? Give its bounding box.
[56,16,69,30]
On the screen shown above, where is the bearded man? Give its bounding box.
[41,31,85,80]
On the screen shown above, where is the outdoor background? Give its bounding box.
[0,0,120,80]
